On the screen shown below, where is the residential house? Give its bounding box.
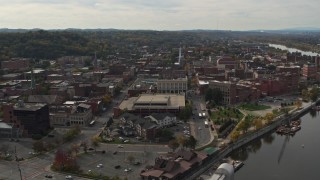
[145,113,176,128]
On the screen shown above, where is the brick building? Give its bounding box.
[2,102,50,137]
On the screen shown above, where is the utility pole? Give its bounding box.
[15,146,23,180]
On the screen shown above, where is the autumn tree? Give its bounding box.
[230,130,241,142]
[91,135,101,151]
[295,100,303,109]
[71,144,80,156]
[176,134,187,148]
[301,89,309,101]
[103,95,112,105]
[127,154,135,164]
[52,149,80,172]
[253,118,263,130]
[168,139,180,152]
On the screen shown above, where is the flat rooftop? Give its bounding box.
[119,94,185,110]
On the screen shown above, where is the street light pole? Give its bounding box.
[15,146,23,180]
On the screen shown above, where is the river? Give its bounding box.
[231,110,320,180]
[269,44,319,56]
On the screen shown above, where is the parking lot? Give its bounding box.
[77,150,162,180]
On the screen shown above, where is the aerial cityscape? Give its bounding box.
[0,1,320,180]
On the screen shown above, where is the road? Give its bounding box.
[188,91,213,147]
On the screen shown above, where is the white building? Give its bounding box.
[207,163,234,180]
[157,77,188,94]
[145,113,177,128]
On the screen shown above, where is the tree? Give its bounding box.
[301,89,309,101]
[127,155,135,164]
[71,144,80,156]
[184,136,197,149]
[230,130,241,142]
[156,129,174,141]
[176,134,187,148]
[253,118,263,130]
[264,112,274,123]
[103,95,112,105]
[168,139,180,152]
[52,149,80,172]
[33,140,46,153]
[309,87,319,102]
[91,136,101,151]
[81,141,88,153]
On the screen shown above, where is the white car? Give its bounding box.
[65,175,73,179]
[118,145,124,148]
[97,163,103,168]
[124,168,132,172]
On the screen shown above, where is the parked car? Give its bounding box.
[114,165,121,169]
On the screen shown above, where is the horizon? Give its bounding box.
[1,0,319,31]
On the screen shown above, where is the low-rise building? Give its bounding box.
[50,103,93,127]
[115,94,185,117]
[140,149,208,180]
[145,113,176,128]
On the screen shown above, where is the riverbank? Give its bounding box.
[187,99,320,180]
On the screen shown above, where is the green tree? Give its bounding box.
[184,135,197,149]
[156,129,174,141]
[33,140,46,153]
[309,87,319,102]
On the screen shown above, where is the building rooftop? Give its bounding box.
[119,94,185,110]
[0,122,12,129]
[14,102,47,111]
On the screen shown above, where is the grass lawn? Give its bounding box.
[238,103,271,111]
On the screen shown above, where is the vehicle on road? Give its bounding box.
[124,168,132,172]
[97,163,103,168]
[45,174,53,178]
[114,165,121,169]
[65,175,73,179]
[204,120,209,128]
[89,120,96,126]
[113,151,118,155]
[118,145,124,148]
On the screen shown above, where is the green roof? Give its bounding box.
[203,147,218,155]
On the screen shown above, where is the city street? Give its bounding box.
[188,91,213,147]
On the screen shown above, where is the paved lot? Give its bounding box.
[77,150,162,180]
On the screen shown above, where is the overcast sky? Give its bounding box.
[0,0,319,30]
